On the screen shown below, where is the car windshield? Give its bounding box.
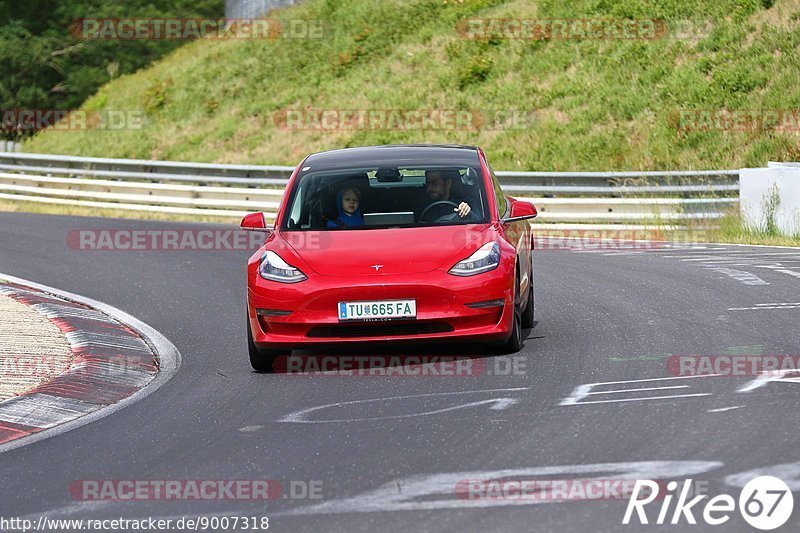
[282,165,490,230]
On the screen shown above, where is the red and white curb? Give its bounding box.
[0,273,180,453]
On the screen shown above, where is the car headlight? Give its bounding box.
[449,242,500,276]
[259,251,307,283]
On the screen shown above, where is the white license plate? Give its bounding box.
[338,300,416,321]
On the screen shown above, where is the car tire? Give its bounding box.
[521,255,535,329]
[501,274,524,354]
[247,316,286,372]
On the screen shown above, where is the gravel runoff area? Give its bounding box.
[0,294,73,401]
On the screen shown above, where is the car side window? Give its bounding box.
[489,164,507,218]
[288,182,304,228]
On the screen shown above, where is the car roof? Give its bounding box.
[302,144,481,170]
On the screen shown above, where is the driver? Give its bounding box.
[418,169,472,220]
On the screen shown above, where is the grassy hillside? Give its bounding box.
[24,0,800,170]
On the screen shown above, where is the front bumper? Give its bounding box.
[247,267,514,349]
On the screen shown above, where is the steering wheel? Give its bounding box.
[419,200,461,223]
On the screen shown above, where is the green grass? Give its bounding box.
[705,206,800,246]
[21,0,800,171]
[13,0,800,246]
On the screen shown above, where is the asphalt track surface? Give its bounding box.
[1,211,799,532]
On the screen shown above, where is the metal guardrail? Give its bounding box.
[0,152,293,180]
[0,152,739,229]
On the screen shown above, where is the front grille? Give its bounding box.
[306,322,454,338]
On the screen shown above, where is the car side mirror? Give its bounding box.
[240,212,272,233]
[502,201,537,223]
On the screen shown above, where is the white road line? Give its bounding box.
[658,251,737,257]
[707,406,743,413]
[565,393,711,406]
[279,387,529,423]
[641,249,716,255]
[560,374,720,406]
[681,256,743,262]
[586,386,688,395]
[730,252,800,256]
[702,251,800,256]
[695,259,772,264]
[729,304,800,311]
[706,267,768,285]
[580,374,721,386]
[738,370,800,392]
[600,252,645,256]
[281,461,724,515]
[776,269,800,279]
[673,253,800,261]
[282,398,521,423]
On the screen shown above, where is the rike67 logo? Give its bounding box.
[624,476,793,530]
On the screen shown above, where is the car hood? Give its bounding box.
[281,225,493,277]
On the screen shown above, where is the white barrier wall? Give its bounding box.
[740,163,800,235]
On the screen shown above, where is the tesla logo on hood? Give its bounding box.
[371,264,384,271]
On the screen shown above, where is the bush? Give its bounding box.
[457,55,493,89]
[141,79,173,114]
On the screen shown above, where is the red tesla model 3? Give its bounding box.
[241,145,537,371]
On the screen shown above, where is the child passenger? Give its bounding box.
[327,187,364,228]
